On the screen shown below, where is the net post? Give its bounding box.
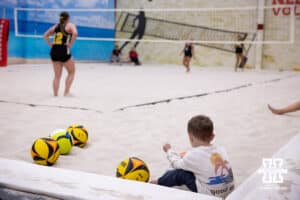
[14,8,18,37]
[255,0,265,70]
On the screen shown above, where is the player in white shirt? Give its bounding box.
[151,115,235,198]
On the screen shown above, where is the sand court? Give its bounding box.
[0,64,299,188]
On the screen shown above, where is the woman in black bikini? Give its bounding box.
[234,35,245,72]
[44,12,78,97]
[181,43,194,72]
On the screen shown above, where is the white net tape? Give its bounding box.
[14,5,295,49]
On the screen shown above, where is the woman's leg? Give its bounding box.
[63,58,75,96]
[235,54,240,72]
[186,57,191,72]
[268,101,300,115]
[182,57,187,68]
[240,54,246,71]
[52,62,63,97]
[183,57,189,71]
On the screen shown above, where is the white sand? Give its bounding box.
[0,64,300,186]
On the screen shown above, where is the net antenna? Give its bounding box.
[14,5,295,52]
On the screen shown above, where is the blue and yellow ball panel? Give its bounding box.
[31,137,60,166]
[116,157,150,182]
[67,124,88,148]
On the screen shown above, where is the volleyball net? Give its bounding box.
[116,11,256,53]
[14,6,295,52]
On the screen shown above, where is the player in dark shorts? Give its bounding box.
[181,43,194,72]
[234,35,245,72]
[44,12,78,96]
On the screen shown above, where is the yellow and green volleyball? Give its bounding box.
[116,157,150,182]
[50,129,73,155]
[67,124,88,148]
[31,137,60,166]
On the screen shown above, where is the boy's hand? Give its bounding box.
[163,143,171,152]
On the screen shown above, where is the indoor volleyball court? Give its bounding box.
[0,0,299,199]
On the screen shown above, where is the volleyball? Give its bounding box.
[116,157,150,182]
[67,124,88,147]
[50,129,73,155]
[30,138,60,166]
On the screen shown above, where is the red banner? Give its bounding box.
[272,0,300,16]
[0,19,9,67]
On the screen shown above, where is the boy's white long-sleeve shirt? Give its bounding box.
[166,145,234,198]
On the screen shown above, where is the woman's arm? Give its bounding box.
[66,23,78,48]
[180,48,184,55]
[43,25,56,47]
[192,45,196,59]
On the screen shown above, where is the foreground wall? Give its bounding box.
[227,133,300,200]
[0,158,220,200]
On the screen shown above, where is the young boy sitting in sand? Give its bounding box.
[151,115,234,198]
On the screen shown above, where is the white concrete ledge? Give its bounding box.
[227,133,300,200]
[0,158,220,200]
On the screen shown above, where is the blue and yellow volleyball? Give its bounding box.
[67,124,88,147]
[116,157,150,182]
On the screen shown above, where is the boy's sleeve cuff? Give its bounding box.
[166,149,177,156]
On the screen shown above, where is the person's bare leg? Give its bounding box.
[183,57,188,72]
[52,62,63,97]
[241,55,245,72]
[186,57,191,73]
[268,101,300,115]
[63,59,75,96]
[235,54,240,72]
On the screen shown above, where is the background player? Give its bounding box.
[181,42,195,72]
[44,12,78,97]
[234,35,245,72]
